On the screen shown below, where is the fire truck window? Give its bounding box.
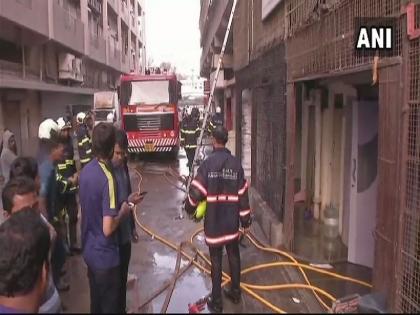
[127,81,170,105]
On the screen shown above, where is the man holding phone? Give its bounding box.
[111,129,145,313]
[79,123,143,313]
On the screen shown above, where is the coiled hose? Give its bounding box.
[130,166,372,313]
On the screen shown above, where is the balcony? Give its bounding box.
[0,0,49,37]
[107,37,121,71]
[130,12,136,30]
[53,3,85,54]
[107,0,119,14]
[89,35,106,64]
[120,1,130,26]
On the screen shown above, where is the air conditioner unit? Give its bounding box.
[58,53,76,81]
[74,58,84,82]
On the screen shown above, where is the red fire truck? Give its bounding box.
[119,73,182,156]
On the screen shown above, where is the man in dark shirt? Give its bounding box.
[79,123,142,313]
[0,209,51,314]
[112,129,139,313]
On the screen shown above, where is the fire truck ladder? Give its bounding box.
[178,0,238,220]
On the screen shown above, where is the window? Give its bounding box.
[121,80,178,105]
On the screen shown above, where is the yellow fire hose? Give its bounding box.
[130,166,372,313]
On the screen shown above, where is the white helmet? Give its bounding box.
[107,112,115,123]
[38,119,59,140]
[186,106,192,116]
[76,112,86,124]
[216,106,222,114]
[57,117,72,131]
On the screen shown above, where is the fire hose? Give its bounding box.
[130,166,372,313]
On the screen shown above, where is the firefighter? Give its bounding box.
[76,112,93,169]
[208,106,224,134]
[180,106,200,173]
[185,125,252,313]
[56,117,80,255]
[38,118,70,291]
[85,111,95,137]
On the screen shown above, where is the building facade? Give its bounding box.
[0,0,146,156]
[201,0,420,311]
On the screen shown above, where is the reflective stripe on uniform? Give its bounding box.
[78,137,90,146]
[66,159,75,165]
[57,164,67,170]
[184,145,197,149]
[181,129,198,134]
[192,180,207,196]
[80,157,91,164]
[238,181,248,195]
[98,162,116,209]
[205,232,240,245]
[240,209,251,217]
[188,195,198,207]
[86,149,92,155]
[207,195,239,203]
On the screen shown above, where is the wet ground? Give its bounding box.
[0,148,373,313]
[293,203,373,306]
[59,150,327,313]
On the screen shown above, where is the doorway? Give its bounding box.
[344,86,379,268]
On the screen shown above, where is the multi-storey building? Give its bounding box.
[0,0,146,156]
[201,0,420,312]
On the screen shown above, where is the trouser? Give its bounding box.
[185,148,196,172]
[51,236,67,286]
[119,242,132,313]
[130,212,136,234]
[64,194,78,248]
[208,240,241,301]
[88,265,122,314]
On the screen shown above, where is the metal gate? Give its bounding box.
[396,26,420,313]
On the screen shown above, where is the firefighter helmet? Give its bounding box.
[76,112,86,124]
[38,119,59,140]
[186,106,192,116]
[107,112,115,123]
[57,117,72,131]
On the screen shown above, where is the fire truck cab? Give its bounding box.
[119,73,181,156]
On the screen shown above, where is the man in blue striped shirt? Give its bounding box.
[79,123,142,313]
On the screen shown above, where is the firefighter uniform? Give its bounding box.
[185,142,252,310]
[76,124,93,168]
[208,112,224,134]
[180,114,200,172]
[56,134,79,251]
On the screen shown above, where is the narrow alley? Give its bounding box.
[0,0,419,314]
